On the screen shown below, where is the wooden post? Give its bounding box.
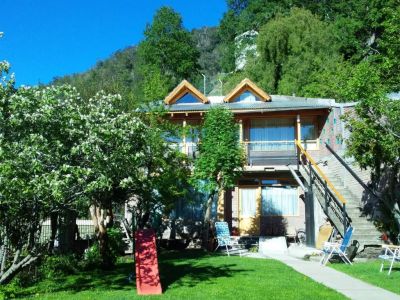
[217,189,225,221]
[296,114,301,143]
[182,120,187,155]
[255,186,262,235]
[239,119,243,142]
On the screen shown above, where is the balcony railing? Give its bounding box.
[243,140,318,166]
[171,139,318,165]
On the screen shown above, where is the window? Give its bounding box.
[232,91,260,102]
[261,187,298,216]
[301,120,316,140]
[250,119,295,151]
[176,93,202,104]
[240,188,257,217]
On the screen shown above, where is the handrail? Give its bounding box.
[295,140,347,205]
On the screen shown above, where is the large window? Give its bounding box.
[261,187,298,216]
[250,119,295,151]
[240,188,257,217]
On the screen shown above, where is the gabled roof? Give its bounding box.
[164,80,209,105]
[224,78,271,103]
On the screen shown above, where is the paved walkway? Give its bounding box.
[265,251,400,300]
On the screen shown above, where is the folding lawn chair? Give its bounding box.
[214,222,243,256]
[320,226,354,266]
[379,245,400,275]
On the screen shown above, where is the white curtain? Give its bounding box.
[240,188,257,217]
[250,119,295,151]
[262,187,298,216]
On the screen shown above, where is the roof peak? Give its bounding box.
[164,79,208,105]
[224,78,271,103]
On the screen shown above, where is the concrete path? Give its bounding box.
[266,251,400,300]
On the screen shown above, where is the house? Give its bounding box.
[163,78,381,249]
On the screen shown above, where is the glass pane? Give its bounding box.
[185,127,199,143]
[240,188,257,217]
[301,121,316,140]
[262,187,298,216]
[176,93,201,104]
[261,179,279,185]
[233,91,260,102]
[238,178,259,185]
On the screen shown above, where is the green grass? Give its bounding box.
[331,259,400,295]
[11,250,346,299]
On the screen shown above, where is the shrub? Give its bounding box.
[81,243,102,270]
[39,255,79,279]
[81,225,126,269]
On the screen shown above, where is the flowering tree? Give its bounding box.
[0,60,189,281]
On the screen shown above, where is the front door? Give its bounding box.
[239,188,260,235]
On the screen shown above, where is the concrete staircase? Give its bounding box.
[324,172,382,248]
[297,143,382,251]
[297,151,382,250]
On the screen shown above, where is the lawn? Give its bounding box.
[331,259,400,295]
[9,250,346,300]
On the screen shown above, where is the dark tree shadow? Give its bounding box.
[158,250,249,292]
[359,168,400,242]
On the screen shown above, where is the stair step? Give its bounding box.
[354,229,381,235]
[353,234,381,240]
[351,223,377,229]
[357,240,383,246]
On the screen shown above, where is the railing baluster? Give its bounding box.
[308,160,313,190]
[324,180,328,214]
[343,203,347,234]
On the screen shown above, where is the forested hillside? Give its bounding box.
[53,1,400,107]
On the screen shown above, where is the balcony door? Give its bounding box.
[249,119,295,151]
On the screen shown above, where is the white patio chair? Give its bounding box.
[379,245,400,275]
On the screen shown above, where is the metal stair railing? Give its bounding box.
[295,140,352,236]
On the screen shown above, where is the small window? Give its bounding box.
[301,121,316,140]
[238,178,259,186]
[261,179,279,185]
[262,187,298,216]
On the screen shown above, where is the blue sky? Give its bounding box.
[1,0,227,86]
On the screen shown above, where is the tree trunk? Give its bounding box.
[0,251,38,285]
[202,190,216,250]
[90,205,114,269]
[58,209,77,254]
[48,212,58,253]
[0,237,7,278]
